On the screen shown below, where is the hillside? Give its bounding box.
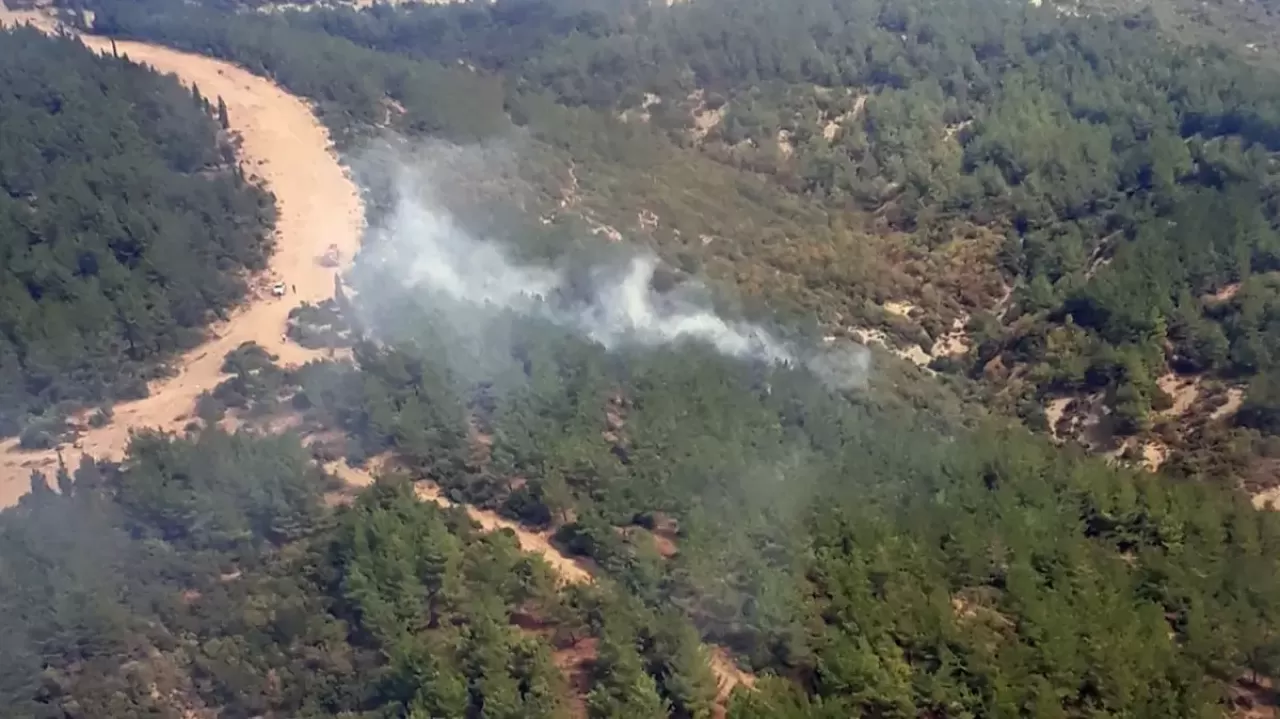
[4,0,1280,717]
[0,23,275,438]
[63,0,1280,488]
[285,0,1280,483]
[0,431,727,719]
[0,8,363,505]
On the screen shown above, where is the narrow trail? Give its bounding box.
[0,4,364,506]
[325,459,597,585]
[326,459,756,705]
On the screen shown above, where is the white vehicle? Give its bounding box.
[272,282,286,297]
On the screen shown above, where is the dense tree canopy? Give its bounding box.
[0,428,719,719]
[73,0,1280,457]
[0,26,274,437]
[268,0,1280,434]
[7,0,1280,716]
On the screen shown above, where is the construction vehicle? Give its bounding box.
[271,281,286,297]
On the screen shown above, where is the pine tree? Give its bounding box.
[28,469,53,501]
[587,628,670,719]
[55,451,73,498]
[73,453,102,490]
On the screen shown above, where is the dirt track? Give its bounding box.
[326,458,755,703]
[326,459,597,585]
[0,5,364,507]
[0,8,755,702]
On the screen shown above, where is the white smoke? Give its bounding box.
[367,190,559,307]
[570,255,797,365]
[350,137,869,389]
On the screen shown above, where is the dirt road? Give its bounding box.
[0,5,364,507]
[326,458,755,703]
[0,7,753,703]
[326,459,597,585]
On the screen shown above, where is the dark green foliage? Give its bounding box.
[245,0,1280,435]
[0,27,274,435]
[86,0,510,147]
[1239,372,1280,434]
[11,0,1280,716]
[287,299,354,350]
[0,427,722,718]
[280,276,1280,716]
[0,430,327,718]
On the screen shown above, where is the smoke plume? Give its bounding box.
[348,137,869,389]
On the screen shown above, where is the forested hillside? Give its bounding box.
[0,25,275,438]
[6,0,1280,716]
[24,291,1280,717]
[67,0,1280,478]
[0,430,723,719]
[273,0,1280,474]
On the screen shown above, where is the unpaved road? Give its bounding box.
[326,459,597,585]
[0,6,754,702]
[0,5,364,507]
[327,459,755,703]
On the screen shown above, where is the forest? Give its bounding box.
[6,0,1280,716]
[12,288,1280,717]
[0,25,275,438]
[0,429,722,719]
[274,0,1280,461]
[64,0,1280,473]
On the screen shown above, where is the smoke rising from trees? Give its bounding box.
[350,137,870,389]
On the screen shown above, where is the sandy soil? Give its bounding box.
[847,326,934,369]
[0,5,363,507]
[1158,373,1202,418]
[1252,486,1280,511]
[1213,386,1246,421]
[415,481,600,585]
[1044,397,1072,441]
[709,645,756,710]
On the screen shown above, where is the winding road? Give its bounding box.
[0,7,756,704]
[0,4,365,506]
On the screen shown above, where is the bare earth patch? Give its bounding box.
[554,636,598,719]
[1213,386,1246,421]
[1253,486,1280,511]
[1208,282,1242,303]
[1045,371,1248,473]
[709,645,756,716]
[930,313,972,358]
[846,326,934,369]
[1229,675,1279,719]
[821,93,866,142]
[1158,373,1202,418]
[883,300,918,318]
[689,89,727,143]
[1044,397,1073,441]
